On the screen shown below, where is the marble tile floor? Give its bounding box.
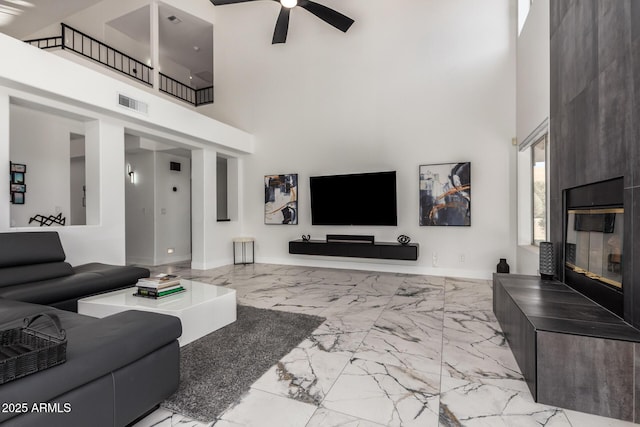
[133,263,638,427]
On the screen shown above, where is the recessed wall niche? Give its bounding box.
[70,133,86,225]
[9,99,98,228]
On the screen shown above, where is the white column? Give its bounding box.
[84,120,101,226]
[150,0,160,90]
[0,92,10,230]
[79,119,126,264]
[191,148,218,269]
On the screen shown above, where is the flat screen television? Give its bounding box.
[310,171,397,226]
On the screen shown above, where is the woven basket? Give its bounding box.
[0,313,67,384]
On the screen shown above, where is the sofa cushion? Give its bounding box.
[0,307,181,423]
[73,262,150,284]
[0,298,62,325]
[0,273,129,305]
[0,262,74,288]
[0,299,99,333]
[0,232,66,268]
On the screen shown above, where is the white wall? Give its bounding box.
[104,7,150,64]
[0,94,10,221]
[0,32,252,268]
[5,103,126,265]
[27,0,212,91]
[9,105,84,227]
[125,149,155,264]
[125,146,191,265]
[191,148,245,269]
[105,16,195,87]
[516,0,550,145]
[516,0,550,275]
[154,150,191,264]
[3,0,525,276]
[0,33,253,155]
[208,0,517,278]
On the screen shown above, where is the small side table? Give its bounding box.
[233,237,255,265]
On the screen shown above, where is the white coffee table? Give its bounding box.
[78,280,236,346]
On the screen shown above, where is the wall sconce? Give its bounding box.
[127,164,135,184]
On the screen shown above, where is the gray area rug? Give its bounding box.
[162,304,325,423]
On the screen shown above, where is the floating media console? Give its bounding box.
[289,239,419,261]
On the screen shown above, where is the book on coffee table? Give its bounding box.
[133,287,186,299]
[137,274,181,289]
[136,284,184,297]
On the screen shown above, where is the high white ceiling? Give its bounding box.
[0,0,102,39]
[107,3,213,86]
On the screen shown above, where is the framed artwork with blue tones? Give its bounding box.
[419,162,471,226]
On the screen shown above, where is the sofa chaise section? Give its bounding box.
[0,299,181,426]
[0,232,149,311]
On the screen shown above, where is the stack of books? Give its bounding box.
[134,274,185,299]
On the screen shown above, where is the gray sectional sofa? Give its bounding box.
[0,232,182,426]
[0,232,150,311]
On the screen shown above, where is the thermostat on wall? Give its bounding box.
[170,161,181,171]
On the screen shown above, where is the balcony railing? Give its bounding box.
[25,36,62,50]
[159,73,214,107]
[24,23,214,106]
[61,24,152,86]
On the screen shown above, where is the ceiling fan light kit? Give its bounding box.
[280,0,297,8]
[209,0,354,44]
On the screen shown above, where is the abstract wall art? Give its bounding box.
[264,174,298,225]
[419,162,471,226]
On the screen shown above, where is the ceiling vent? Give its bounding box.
[167,15,182,24]
[118,94,148,114]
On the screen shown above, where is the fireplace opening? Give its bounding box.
[564,178,624,317]
[565,208,623,289]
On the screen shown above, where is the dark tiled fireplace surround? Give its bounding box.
[493,177,640,423]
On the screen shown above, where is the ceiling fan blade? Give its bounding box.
[272,7,290,44]
[210,0,259,6]
[299,0,354,33]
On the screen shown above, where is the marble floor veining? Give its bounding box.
[133,263,638,427]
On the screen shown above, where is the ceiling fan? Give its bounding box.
[209,0,355,44]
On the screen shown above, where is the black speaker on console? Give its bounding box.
[326,234,375,244]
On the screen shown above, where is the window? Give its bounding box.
[216,156,228,221]
[518,0,532,35]
[532,135,547,244]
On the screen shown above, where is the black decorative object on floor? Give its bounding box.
[497,258,510,273]
[162,305,325,423]
[539,241,555,280]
